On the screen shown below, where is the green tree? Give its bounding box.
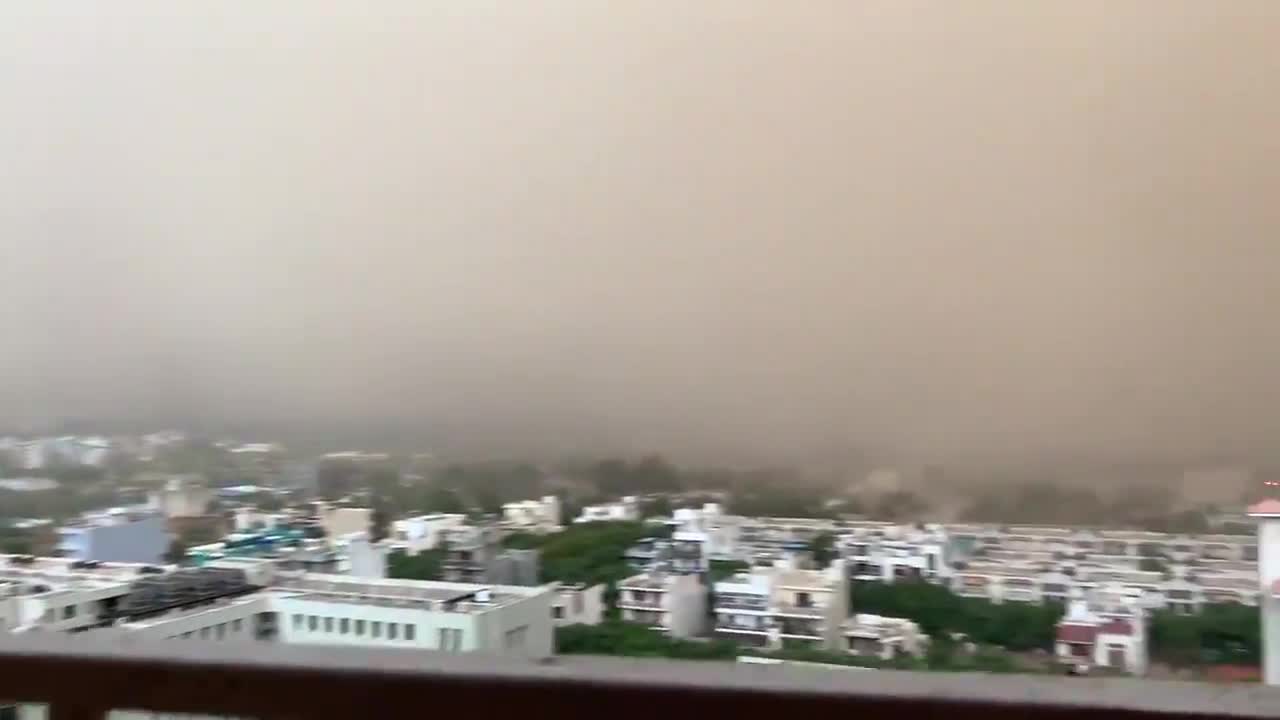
[809,532,837,566]
[388,547,446,581]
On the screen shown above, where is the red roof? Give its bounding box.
[1056,624,1098,644]
[1099,619,1133,636]
[1247,498,1280,516]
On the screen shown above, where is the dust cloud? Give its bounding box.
[1,1,1279,464]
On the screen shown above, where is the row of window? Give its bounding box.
[290,614,417,642]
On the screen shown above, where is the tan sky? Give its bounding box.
[1,1,1278,462]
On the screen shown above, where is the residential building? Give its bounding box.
[316,504,372,539]
[841,524,949,584]
[617,571,707,638]
[712,560,849,652]
[440,525,539,586]
[501,496,562,533]
[148,476,213,519]
[389,513,466,555]
[1248,498,1280,686]
[551,583,605,627]
[0,554,556,663]
[842,614,927,661]
[624,536,705,575]
[575,496,640,524]
[1054,585,1148,675]
[56,510,167,565]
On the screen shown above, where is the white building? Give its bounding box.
[1248,498,1280,686]
[316,503,373,539]
[842,613,927,661]
[551,583,605,627]
[712,560,849,652]
[390,514,466,555]
[1054,584,1148,675]
[502,496,562,533]
[0,554,556,662]
[148,476,213,519]
[616,571,706,638]
[575,496,639,524]
[842,524,949,584]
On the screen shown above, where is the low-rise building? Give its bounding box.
[842,613,927,661]
[57,510,168,565]
[617,571,707,638]
[575,496,640,524]
[551,583,605,627]
[712,560,848,652]
[1054,585,1148,675]
[501,496,562,533]
[389,513,466,555]
[0,554,556,662]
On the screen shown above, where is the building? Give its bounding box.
[389,513,466,555]
[1248,498,1280,686]
[842,524,949,584]
[440,525,540,586]
[501,496,562,533]
[316,504,373,539]
[0,553,556,663]
[148,476,213,519]
[616,571,707,638]
[57,511,168,565]
[624,536,705,575]
[842,614,927,661]
[712,560,848,651]
[551,583,605,627]
[1054,585,1148,675]
[575,496,640,524]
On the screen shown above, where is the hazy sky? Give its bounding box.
[2,1,1278,462]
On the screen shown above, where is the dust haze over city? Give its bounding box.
[2,1,1279,477]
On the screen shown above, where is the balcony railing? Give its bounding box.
[0,634,1276,720]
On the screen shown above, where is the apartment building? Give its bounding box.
[616,571,707,638]
[574,496,640,524]
[842,613,927,661]
[0,554,556,662]
[1054,584,1149,675]
[389,513,466,555]
[315,504,373,539]
[624,536,706,575]
[147,477,213,519]
[440,525,539,586]
[501,496,562,533]
[551,583,605,627]
[841,524,949,584]
[712,560,848,651]
[57,510,168,565]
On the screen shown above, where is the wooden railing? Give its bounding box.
[0,634,1274,720]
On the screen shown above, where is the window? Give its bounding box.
[372,621,382,638]
[232,619,243,633]
[340,618,350,634]
[324,617,334,633]
[438,628,462,652]
[182,632,193,639]
[62,605,77,620]
[293,614,303,630]
[405,624,415,641]
[216,624,226,640]
[552,606,565,620]
[355,620,366,636]
[200,627,210,639]
[308,616,318,631]
[388,623,399,640]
